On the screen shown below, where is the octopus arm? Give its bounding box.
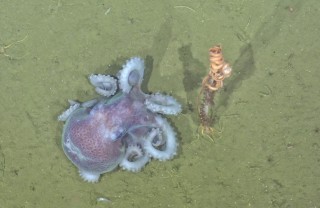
[145,93,181,115]
[57,100,80,121]
[144,116,178,161]
[79,170,100,183]
[117,57,145,93]
[89,74,117,97]
[119,145,150,172]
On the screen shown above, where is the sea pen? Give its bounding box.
[198,45,232,136]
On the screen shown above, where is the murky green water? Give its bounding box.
[0,0,319,207]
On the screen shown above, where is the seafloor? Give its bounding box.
[0,0,319,207]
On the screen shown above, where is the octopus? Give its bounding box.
[58,57,181,182]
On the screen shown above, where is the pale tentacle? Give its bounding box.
[117,57,145,93]
[89,74,117,97]
[144,116,178,161]
[79,169,100,183]
[58,101,80,121]
[120,145,150,172]
[145,93,181,115]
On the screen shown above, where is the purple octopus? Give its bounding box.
[58,57,181,182]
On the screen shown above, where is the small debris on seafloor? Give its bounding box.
[96,197,111,203]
